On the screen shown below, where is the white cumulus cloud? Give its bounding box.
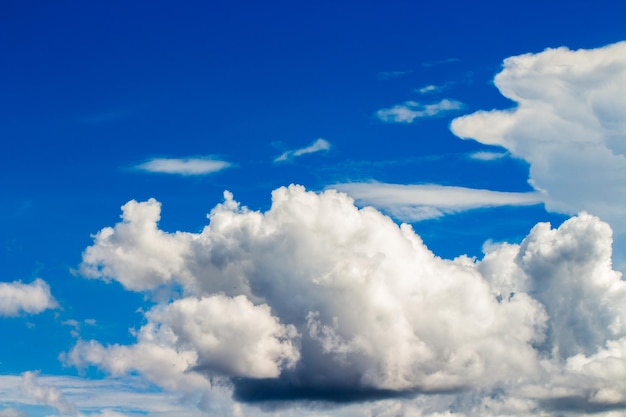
[135,156,231,175]
[450,41,626,234]
[274,138,331,163]
[0,278,57,317]
[376,99,463,123]
[69,185,626,414]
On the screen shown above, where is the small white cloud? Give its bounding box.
[274,138,331,163]
[376,99,463,123]
[62,319,83,338]
[135,157,231,176]
[0,278,57,317]
[468,151,509,161]
[331,182,542,221]
[416,84,439,94]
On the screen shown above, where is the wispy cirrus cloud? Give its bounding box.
[468,150,509,161]
[274,138,331,163]
[135,157,231,176]
[376,99,463,123]
[331,182,543,221]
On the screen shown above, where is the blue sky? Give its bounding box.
[1,1,626,416]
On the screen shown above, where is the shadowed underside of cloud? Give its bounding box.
[67,185,626,414]
[330,182,543,221]
[451,41,626,234]
[232,378,421,404]
[135,156,231,175]
[538,396,626,414]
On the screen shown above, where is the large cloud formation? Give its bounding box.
[451,41,626,234]
[67,185,626,414]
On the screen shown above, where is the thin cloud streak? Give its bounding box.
[274,138,331,163]
[135,157,231,176]
[331,182,543,221]
[376,99,463,123]
[468,151,509,161]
